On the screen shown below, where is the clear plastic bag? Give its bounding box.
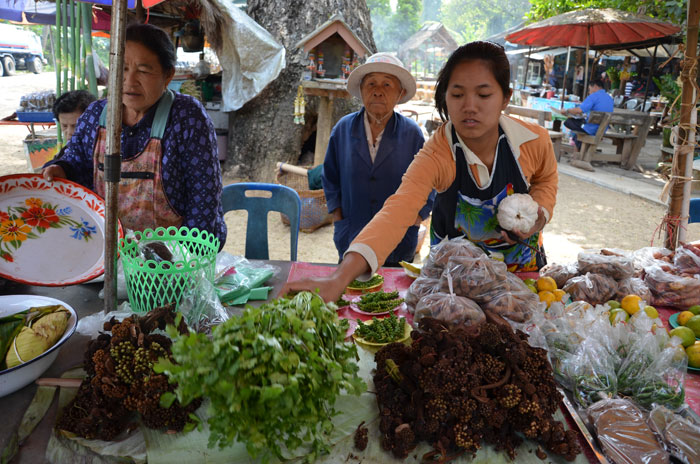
[404,276,441,312]
[615,277,652,302]
[562,272,617,305]
[633,247,674,273]
[560,337,618,407]
[577,251,635,280]
[178,269,230,333]
[644,265,700,309]
[214,253,279,305]
[414,274,485,326]
[648,404,700,464]
[539,262,579,288]
[476,273,540,323]
[437,254,507,299]
[426,237,485,268]
[587,398,669,464]
[673,243,700,276]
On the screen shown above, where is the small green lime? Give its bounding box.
[688,305,700,316]
[524,278,536,287]
[609,308,628,325]
[685,316,700,337]
[606,300,621,310]
[670,326,696,348]
[526,284,538,294]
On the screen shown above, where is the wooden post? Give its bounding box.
[665,0,700,249]
[314,95,334,166]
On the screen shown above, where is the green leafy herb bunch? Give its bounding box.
[155,291,366,463]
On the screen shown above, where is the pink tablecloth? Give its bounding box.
[287,263,700,416]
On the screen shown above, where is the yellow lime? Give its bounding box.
[686,344,700,368]
[670,326,696,348]
[621,295,643,316]
[536,276,557,293]
[678,311,695,326]
[553,289,566,302]
[609,308,628,325]
[688,305,700,316]
[606,300,621,309]
[523,278,536,287]
[643,306,659,319]
[538,291,556,307]
[685,315,700,337]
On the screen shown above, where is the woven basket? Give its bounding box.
[120,227,219,313]
[276,167,333,233]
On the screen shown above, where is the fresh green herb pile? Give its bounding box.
[356,290,404,313]
[348,274,384,289]
[156,292,366,463]
[355,314,406,344]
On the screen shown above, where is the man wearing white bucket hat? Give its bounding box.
[322,53,434,266]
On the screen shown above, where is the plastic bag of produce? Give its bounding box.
[648,404,700,464]
[427,237,485,267]
[559,337,618,407]
[404,276,441,312]
[673,243,700,276]
[414,274,485,326]
[577,251,634,280]
[438,255,507,299]
[615,277,652,302]
[587,398,669,464]
[562,272,617,305]
[644,265,700,309]
[475,272,540,323]
[539,262,579,288]
[616,331,686,410]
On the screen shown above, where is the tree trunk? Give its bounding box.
[225,0,376,182]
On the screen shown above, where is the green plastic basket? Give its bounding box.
[119,226,219,313]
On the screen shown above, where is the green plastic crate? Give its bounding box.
[119,226,219,313]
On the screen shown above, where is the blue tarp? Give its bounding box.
[0,0,134,26]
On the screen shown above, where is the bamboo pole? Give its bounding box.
[55,0,63,146]
[76,1,83,89]
[103,0,128,313]
[70,0,77,91]
[61,0,69,94]
[665,0,700,248]
[82,3,96,95]
[583,30,590,98]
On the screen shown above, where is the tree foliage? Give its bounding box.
[439,0,530,42]
[368,0,422,51]
[527,0,686,25]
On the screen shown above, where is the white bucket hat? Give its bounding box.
[346,52,416,104]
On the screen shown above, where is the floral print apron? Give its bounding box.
[92,90,182,232]
[430,125,545,272]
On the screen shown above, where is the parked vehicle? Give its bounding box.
[0,23,46,76]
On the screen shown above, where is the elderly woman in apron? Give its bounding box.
[42,23,226,245]
[282,41,558,302]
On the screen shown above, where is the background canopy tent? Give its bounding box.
[0,0,111,29]
[505,8,681,95]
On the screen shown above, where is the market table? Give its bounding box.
[2,263,700,463]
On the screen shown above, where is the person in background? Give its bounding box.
[282,41,558,302]
[52,90,97,150]
[323,53,434,266]
[562,78,614,151]
[41,23,226,245]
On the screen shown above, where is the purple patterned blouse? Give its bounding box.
[49,93,227,246]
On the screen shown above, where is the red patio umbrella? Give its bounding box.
[506,8,681,94]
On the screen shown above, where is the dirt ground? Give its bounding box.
[1,72,699,267]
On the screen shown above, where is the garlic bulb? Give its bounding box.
[497,193,539,233]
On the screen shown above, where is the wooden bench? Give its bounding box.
[504,105,565,160]
[569,109,652,171]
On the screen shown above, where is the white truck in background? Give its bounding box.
[0,23,45,76]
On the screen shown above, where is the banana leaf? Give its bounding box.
[0,311,27,370]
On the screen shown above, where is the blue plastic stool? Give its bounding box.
[221,182,302,261]
[690,198,700,224]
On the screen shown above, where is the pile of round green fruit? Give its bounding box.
[669,305,700,368]
[607,294,659,326]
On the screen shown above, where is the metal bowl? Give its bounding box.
[0,295,78,398]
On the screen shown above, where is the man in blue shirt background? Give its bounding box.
[563,79,614,150]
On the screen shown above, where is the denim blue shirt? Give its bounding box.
[47,93,226,246]
[580,89,614,134]
[322,109,435,263]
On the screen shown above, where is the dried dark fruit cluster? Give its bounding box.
[372,317,581,461]
[56,304,200,440]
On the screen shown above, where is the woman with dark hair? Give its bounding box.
[282,41,558,302]
[42,23,226,245]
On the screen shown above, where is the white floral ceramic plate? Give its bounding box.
[0,174,122,286]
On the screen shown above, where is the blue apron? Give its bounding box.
[430,125,545,272]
